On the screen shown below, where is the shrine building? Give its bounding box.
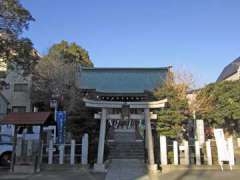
[79,67,170,172]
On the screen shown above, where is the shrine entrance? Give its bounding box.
[106,106,147,143]
[83,98,167,172]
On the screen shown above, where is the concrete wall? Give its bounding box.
[1,70,32,112]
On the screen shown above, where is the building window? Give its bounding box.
[14,83,28,92]
[12,106,26,112]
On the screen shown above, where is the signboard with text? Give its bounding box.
[214,129,229,162]
[56,111,66,144]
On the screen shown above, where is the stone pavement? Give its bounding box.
[1,164,240,180]
[160,169,240,180]
[105,159,151,180]
[0,167,106,180]
[105,159,240,180]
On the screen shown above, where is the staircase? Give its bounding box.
[108,130,145,159]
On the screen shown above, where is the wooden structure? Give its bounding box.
[0,112,53,173]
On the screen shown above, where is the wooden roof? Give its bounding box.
[0,112,52,125]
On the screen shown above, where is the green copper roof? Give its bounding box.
[79,67,169,93]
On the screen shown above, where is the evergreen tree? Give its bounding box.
[46,40,93,67]
[154,71,189,139]
[0,0,37,75]
[198,80,240,135]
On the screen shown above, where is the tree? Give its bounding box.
[0,0,38,75]
[198,80,240,135]
[188,90,214,119]
[154,69,214,139]
[154,71,190,139]
[46,40,93,67]
[31,41,93,111]
[31,42,98,163]
[32,57,79,112]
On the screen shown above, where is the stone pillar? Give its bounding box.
[183,140,189,165]
[144,108,157,171]
[94,108,107,172]
[59,144,64,165]
[145,123,149,149]
[160,136,168,165]
[206,140,212,165]
[195,141,201,165]
[196,120,205,146]
[81,134,88,165]
[227,137,235,166]
[48,139,53,165]
[173,141,179,165]
[70,140,75,165]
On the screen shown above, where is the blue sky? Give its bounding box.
[21,0,240,86]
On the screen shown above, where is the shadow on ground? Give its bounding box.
[0,167,106,180]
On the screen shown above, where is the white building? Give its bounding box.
[217,57,240,82]
[1,70,32,113]
[0,61,33,135]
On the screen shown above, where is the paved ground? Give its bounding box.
[159,170,240,180]
[105,159,149,180]
[105,159,240,180]
[1,164,240,180]
[0,167,105,180]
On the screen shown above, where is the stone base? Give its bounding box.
[93,163,106,172]
[147,164,158,172]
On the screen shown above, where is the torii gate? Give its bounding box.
[83,98,168,172]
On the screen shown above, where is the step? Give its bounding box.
[109,148,144,151]
[108,155,144,159]
[109,153,144,157]
[108,156,144,159]
[109,145,144,148]
[109,149,144,152]
[108,140,145,160]
[109,146,144,150]
[109,155,144,158]
[109,144,144,147]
